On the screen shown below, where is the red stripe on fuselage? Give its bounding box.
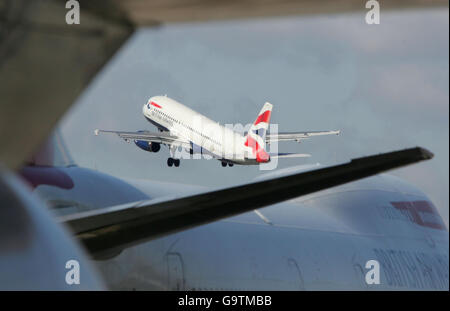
[254,110,271,125]
[151,101,162,108]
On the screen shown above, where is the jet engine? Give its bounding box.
[134,140,161,152]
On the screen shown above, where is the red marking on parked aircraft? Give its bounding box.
[391,201,446,230]
[19,167,74,190]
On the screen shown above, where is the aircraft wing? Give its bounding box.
[266,130,340,143]
[60,147,432,259]
[94,129,190,148]
[269,152,311,158]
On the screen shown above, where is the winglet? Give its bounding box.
[94,129,100,136]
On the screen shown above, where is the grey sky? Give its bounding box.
[60,9,449,226]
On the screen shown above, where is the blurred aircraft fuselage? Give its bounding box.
[20,164,449,290]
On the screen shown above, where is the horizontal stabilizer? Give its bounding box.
[266,130,340,143]
[270,152,311,158]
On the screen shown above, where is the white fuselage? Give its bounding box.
[142,96,253,164]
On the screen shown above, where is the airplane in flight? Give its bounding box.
[95,96,340,167]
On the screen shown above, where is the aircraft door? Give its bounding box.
[166,252,185,290]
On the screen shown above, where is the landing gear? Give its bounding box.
[221,162,233,167]
[167,158,180,167]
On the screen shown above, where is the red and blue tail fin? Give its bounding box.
[244,102,272,163]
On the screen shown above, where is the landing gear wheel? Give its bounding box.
[221,162,227,167]
[174,159,180,167]
[167,158,174,167]
[228,163,234,167]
